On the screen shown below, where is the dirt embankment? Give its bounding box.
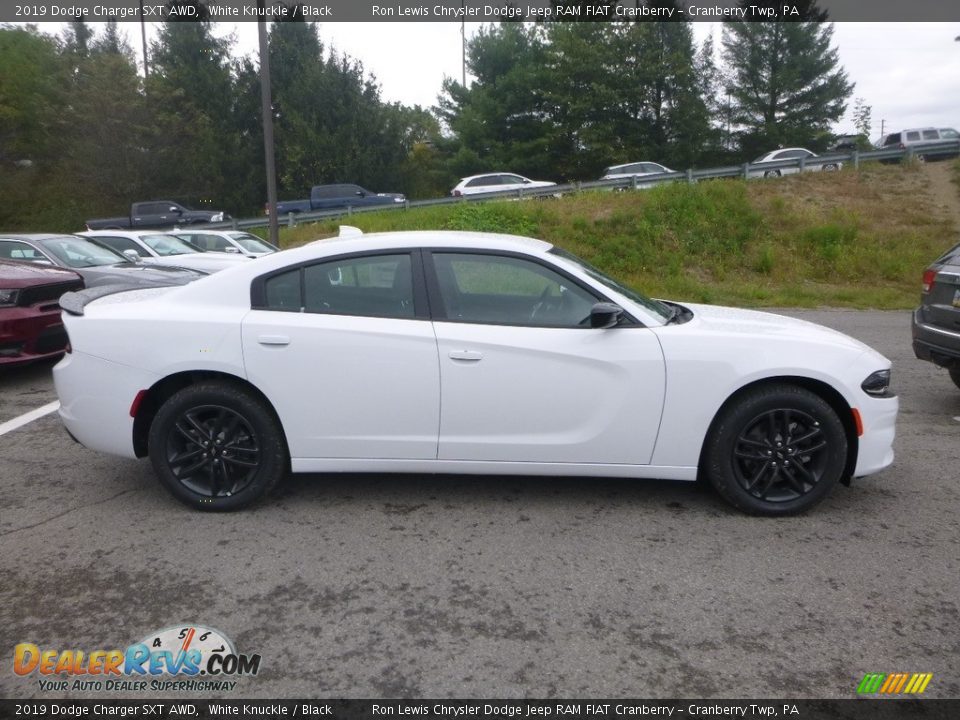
[922,161,960,238]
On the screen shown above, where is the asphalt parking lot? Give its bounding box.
[1,309,958,700]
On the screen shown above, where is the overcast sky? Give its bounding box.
[37,21,960,139]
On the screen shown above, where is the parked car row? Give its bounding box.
[448,148,843,198]
[0,230,278,368]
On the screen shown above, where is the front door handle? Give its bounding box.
[258,335,290,346]
[448,350,483,362]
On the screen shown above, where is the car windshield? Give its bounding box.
[40,236,128,268]
[548,247,672,322]
[139,234,200,256]
[752,153,772,163]
[229,233,277,252]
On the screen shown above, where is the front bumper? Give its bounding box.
[912,307,960,369]
[0,306,69,366]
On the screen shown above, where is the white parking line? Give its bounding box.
[0,401,60,437]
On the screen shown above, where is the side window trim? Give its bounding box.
[421,248,640,328]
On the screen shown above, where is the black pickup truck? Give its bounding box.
[85,201,229,230]
[272,184,405,216]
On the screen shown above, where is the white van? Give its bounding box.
[878,127,960,160]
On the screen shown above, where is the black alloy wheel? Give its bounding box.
[165,404,260,498]
[704,384,847,515]
[149,382,287,511]
[731,408,828,503]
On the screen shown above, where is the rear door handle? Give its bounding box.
[258,335,290,346]
[448,350,483,362]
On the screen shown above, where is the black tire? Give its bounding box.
[148,382,287,511]
[949,366,960,391]
[764,169,781,178]
[823,163,838,171]
[704,384,847,516]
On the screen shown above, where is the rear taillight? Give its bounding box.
[922,268,936,293]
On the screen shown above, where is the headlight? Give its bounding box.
[210,212,224,222]
[861,369,892,397]
[0,289,19,307]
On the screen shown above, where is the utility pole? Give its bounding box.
[139,1,148,78]
[258,6,279,247]
[461,3,466,87]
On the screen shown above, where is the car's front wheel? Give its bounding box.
[823,163,838,171]
[148,382,288,511]
[704,384,847,515]
[764,169,781,178]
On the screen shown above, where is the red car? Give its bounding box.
[0,259,84,367]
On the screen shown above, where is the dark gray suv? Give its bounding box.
[912,242,960,389]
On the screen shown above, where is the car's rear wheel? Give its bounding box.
[764,170,781,178]
[949,366,960,390]
[823,163,838,171]
[704,384,847,515]
[148,382,287,511]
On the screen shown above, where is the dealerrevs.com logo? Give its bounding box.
[13,625,261,693]
[857,672,934,695]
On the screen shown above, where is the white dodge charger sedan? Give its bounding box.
[53,231,897,514]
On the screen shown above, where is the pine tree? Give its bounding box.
[721,10,853,155]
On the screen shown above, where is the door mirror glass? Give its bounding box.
[122,249,142,263]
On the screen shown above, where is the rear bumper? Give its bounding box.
[53,350,158,458]
[912,307,960,368]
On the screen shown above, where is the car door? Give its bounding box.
[426,250,666,465]
[133,203,172,228]
[241,250,441,461]
[499,174,529,193]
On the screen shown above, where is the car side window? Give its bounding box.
[97,236,149,257]
[431,252,598,328]
[0,240,47,262]
[264,268,302,311]
[941,128,959,139]
[906,131,921,141]
[467,176,497,188]
[921,129,939,140]
[190,234,231,252]
[261,254,415,319]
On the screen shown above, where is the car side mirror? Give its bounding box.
[122,249,142,263]
[590,302,623,329]
[523,179,532,184]
[169,206,182,214]
[355,190,365,197]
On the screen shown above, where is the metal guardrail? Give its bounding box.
[199,140,960,234]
